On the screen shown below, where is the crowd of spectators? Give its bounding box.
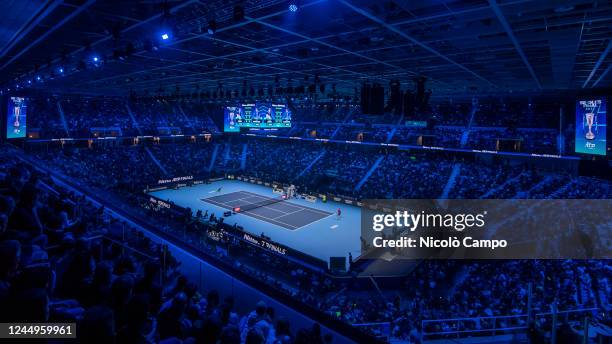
[62,97,134,137]
[13,94,612,343]
[27,95,580,157]
[14,137,612,342]
[0,147,342,344]
[359,152,454,199]
[29,96,68,138]
[467,128,560,155]
[30,136,612,202]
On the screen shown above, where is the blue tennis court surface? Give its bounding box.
[202,190,332,230]
[149,179,361,263]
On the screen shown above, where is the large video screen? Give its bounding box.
[575,98,607,156]
[224,102,291,132]
[6,96,27,139]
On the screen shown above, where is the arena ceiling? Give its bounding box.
[0,0,611,97]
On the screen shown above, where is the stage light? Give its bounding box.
[59,67,64,73]
[36,76,41,81]
[93,56,99,62]
[28,80,32,84]
[288,0,299,12]
[207,20,217,35]
[161,32,169,40]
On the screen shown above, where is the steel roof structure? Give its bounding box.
[1,0,610,97]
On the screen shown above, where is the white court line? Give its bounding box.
[271,207,308,219]
[203,191,334,230]
[240,210,300,229]
[204,197,259,210]
[330,224,339,229]
[299,211,335,229]
[203,195,265,210]
[204,192,263,204]
[239,190,332,216]
[274,208,334,232]
[202,198,235,209]
[202,196,300,229]
[276,201,334,216]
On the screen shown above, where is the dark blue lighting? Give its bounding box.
[289,3,298,12]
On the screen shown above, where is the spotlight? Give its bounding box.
[93,56,99,62]
[288,0,299,12]
[59,67,64,73]
[36,76,41,81]
[28,80,32,84]
[161,32,169,40]
[207,20,217,35]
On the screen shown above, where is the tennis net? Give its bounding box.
[233,195,286,212]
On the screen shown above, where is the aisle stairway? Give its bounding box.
[208,144,219,172]
[240,143,248,170]
[439,163,461,199]
[297,150,326,178]
[145,147,168,175]
[355,156,384,191]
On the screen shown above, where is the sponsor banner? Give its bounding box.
[148,197,172,212]
[157,175,194,185]
[304,195,317,203]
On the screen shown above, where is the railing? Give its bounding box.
[421,307,599,342]
[352,322,391,342]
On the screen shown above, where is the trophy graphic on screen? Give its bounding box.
[13,106,21,128]
[585,112,595,140]
[228,110,235,126]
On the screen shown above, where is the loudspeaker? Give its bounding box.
[370,83,384,115]
[360,83,371,113]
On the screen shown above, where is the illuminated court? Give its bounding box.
[149,179,362,265]
[202,190,333,230]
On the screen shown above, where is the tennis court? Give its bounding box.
[148,179,361,264]
[202,190,332,230]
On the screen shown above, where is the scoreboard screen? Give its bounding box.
[6,96,27,139]
[575,98,607,156]
[224,102,291,132]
